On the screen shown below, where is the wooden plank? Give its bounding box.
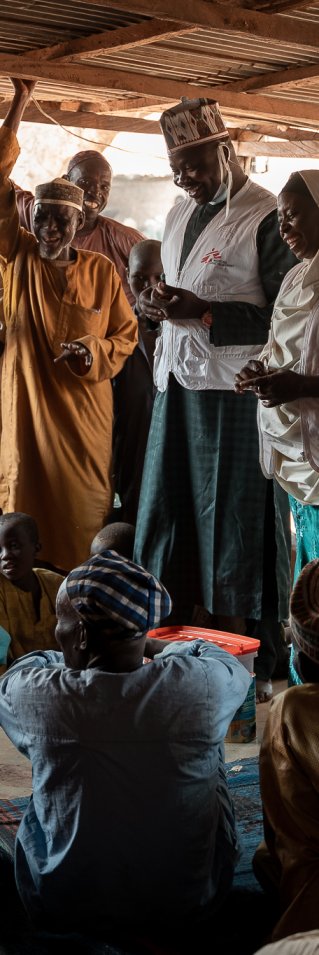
[250,1,315,11]
[223,61,319,94]
[59,97,172,112]
[58,0,319,52]
[5,102,161,133]
[3,55,319,129]
[236,138,319,157]
[23,20,196,64]
[236,125,319,142]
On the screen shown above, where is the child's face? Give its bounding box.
[0,523,38,583]
[128,250,163,302]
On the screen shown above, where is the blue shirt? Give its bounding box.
[0,640,251,926]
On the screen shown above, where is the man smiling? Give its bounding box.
[134,96,297,702]
[0,78,137,571]
[15,148,143,305]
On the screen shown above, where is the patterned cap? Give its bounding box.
[65,551,172,639]
[160,97,229,154]
[34,177,84,211]
[290,559,319,663]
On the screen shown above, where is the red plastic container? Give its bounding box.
[147,626,260,672]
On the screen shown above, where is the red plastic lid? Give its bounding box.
[146,626,260,655]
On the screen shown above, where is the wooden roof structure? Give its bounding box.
[3,1,319,157]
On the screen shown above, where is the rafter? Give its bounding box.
[223,61,319,94]
[23,20,196,64]
[3,55,319,129]
[0,101,161,133]
[8,101,319,155]
[236,138,319,158]
[247,1,314,11]
[57,0,319,53]
[237,125,319,142]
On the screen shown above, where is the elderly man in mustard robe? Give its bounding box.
[0,79,138,571]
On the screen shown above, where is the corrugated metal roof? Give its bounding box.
[1,2,319,137]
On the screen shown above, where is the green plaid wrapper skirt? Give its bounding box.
[134,376,291,623]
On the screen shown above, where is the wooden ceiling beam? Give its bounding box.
[23,20,196,64]
[236,138,319,158]
[241,1,313,10]
[3,56,319,129]
[0,101,161,133]
[237,125,319,142]
[223,61,319,94]
[60,1,319,53]
[46,97,168,113]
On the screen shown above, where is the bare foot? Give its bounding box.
[256,679,273,703]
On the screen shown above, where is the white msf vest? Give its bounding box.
[155,178,276,392]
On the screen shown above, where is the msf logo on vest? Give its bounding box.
[201,248,222,264]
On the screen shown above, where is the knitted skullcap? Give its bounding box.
[34,178,84,211]
[65,550,172,639]
[66,150,112,176]
[290,559,319,664]
[160,97,229,154]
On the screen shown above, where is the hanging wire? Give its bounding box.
[30,94,167,160]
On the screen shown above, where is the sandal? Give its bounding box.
[256,679,273,703]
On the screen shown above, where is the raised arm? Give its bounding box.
[0,78,36,262]
[3,78,36,134]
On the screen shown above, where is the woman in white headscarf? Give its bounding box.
[235,171,319,684]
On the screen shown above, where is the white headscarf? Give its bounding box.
[298,169,319,209]
[255,932,319,955]
[258,171,319,477]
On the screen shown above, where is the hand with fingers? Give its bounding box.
[54,341,93,371]
[138,281,205,324]
[244,369,304,407]
[234,360,267,394]
[10,77,37,98]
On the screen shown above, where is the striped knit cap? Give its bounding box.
[65,551,172,639]
[290,559,319,663]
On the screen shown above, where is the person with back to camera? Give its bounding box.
[235,170,319,686]
[134,96,297,704]
[90,520,135,559]
[0,549,250,934]
[0,78,137,572]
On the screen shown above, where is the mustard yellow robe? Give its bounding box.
[0,127,138,570]
[0,568,63,663]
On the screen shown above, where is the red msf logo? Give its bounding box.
[201,248,222,263]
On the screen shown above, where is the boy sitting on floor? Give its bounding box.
[0,512,63,664]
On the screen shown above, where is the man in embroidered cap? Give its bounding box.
[254,559,319,941]
[0,79,137,570]
[16,147,144,306]
[13,106,154,526]
[134,95,297,703]
[0,550,250,932]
